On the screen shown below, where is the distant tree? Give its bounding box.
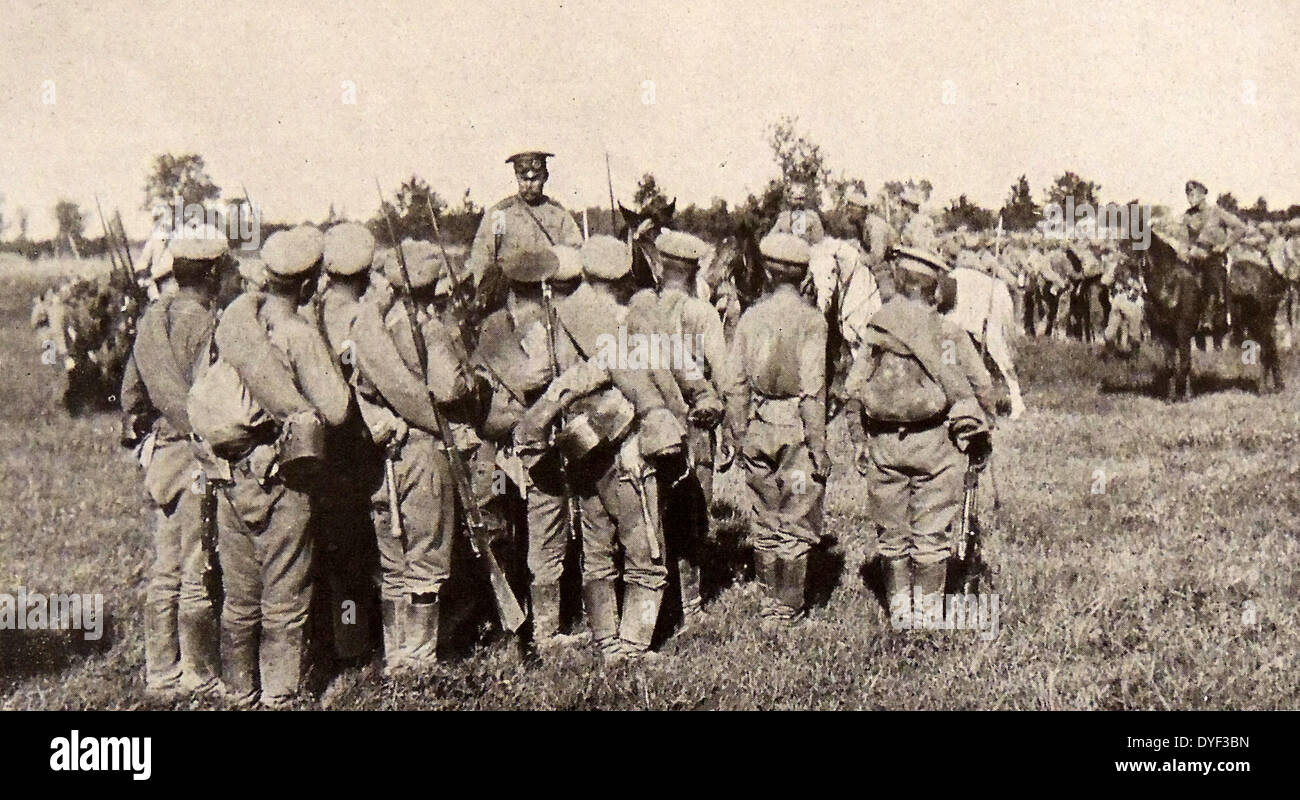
[143,153,221,213]
[766,115,831,200]
[54,200,85,242]
[633,173,669,210]
[940,195,997,232]
[1215,192,1239,213]
[1000,175,1041,231]
[1046,171,1101,210]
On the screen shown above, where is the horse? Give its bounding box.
[1120,231,1286,399]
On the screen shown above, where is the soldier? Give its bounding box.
[473,247,577,654]
[137,204,175,293]
[721,233,828,624]
[769,181,825,245]
[309,223,383,666]
[350,240,475,672]
[648,229,728,625]
[119,226,227,700]
[518,235,686,658]
[1182,180,1246,334]
[843,247,996,627]
[466,151,583,315]
[896,184,938,252]
[845,190,896,300]
[207,228,351,707]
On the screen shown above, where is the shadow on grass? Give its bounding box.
[0,615,118,687]
[1099,372,1262,400]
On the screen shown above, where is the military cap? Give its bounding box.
[550,244,583,281]
[261,228,324,277]
[293,223,325,248]
[845,190,872,208]
[1286,218,1300,234]
[899,184,927,207]
[581,235,632,280]
[384,239,440,290]
[501,247,560,283]
[1186,180,1207,194]
[890,246,951,277]
[237,256,268,289]
[759,232,811,274]
[506,151,554,180]
[322,222,375,276]
[168,225,230,261]
[655,230,711,264]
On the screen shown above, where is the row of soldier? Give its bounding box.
[120,151,997,707]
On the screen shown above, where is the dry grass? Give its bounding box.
[1,272,1297,710]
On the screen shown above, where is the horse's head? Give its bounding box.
[617,198,676,242]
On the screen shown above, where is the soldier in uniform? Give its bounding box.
[896,184,938,252]
[308,223,383,666]
[517,236,686,658]
[209,228,351,706]
[1182,180,1246,334]
[350,240,475,672]
[137,204,175,294]
[648,229,728,624]
[768,181,825,245]
[845,190,896,301]
[119,226,228,700]
[721,233,828,624]
[466,151,583,315]
[843,247,996,627]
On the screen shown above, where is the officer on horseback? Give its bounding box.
[1182,180,1246,335]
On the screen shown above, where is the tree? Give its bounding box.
[1000,175,1041,231]
[1215,192,1238,213]
[143,153,221,213]
[633,173,669,210]
[54,200,85,242]
[881,179,934,204]
[940,195,997,232]
[369,175,450,243]
[1046,171,1101,210]
[766,115,831,200]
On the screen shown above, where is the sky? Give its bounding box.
[2,0,1298,240]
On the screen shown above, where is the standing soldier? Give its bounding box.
[206,228,351,707]
[768,181,825,245]
[138,204,176,298]
[309,222,383,666]
[843,247,996,627]
[350,241,475,672]
[466,151,583,315]
[1182,180,1246,335]
[845,190,896,301]
[722,233,828,624]
[518,236,686,658]
[120,226,228,700]
[648,229,728,625]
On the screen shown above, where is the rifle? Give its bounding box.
[538,279,582,542]
[425,196,477,345]
[93,195,124,276]
[957,455,993,595]
[375,180,527,632]
[112,208,148,310]
[605,151,616,231]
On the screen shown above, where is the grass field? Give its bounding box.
[2,262,1298,710]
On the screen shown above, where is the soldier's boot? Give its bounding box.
[531,581,586,653]
[144,603,183,698]
[615,584,663,660]
[177,607,221,696]
[678,557,706,629]
[582,579,621,657]
[259,627,307,709]
[772,554,808,624]
[884,557,913,632]
[912,558,949,631]
[754,549,781,619]
[380,598,406,675]
[403,593,440,667]
[219,625,259,708]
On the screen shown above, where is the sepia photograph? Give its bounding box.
[0,0,1292,776]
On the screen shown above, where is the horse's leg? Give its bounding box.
[1178,329,1194,400]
